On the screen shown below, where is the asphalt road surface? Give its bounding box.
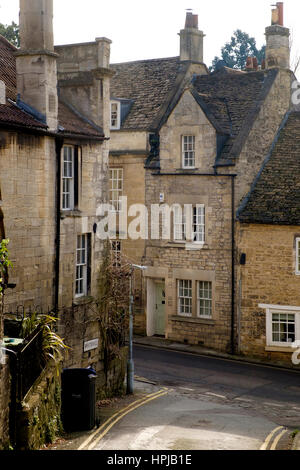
[92,345,300,451]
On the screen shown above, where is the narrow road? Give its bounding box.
[91,345,300,451]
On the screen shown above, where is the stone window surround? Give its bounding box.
[75,233,88,298]
[61,144,81,213]
[173,204,205,247]
[182,135,196,169]
[165,194,209,250]
[109,167,123,213]
[62,145,75,211]
[260,304,300,352]
[174,268,215,322]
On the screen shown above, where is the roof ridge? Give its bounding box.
[237,110,292,220]
[111,56,179,66]
[0,34,17,51]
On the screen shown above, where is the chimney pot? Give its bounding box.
[272,2,284,26]
[185,11,198,29]
[246,57,253,70]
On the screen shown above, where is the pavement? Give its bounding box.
[132,334,300,450]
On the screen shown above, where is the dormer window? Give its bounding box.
[110,101,121,130]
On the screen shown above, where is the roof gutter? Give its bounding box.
[0,121,108,141]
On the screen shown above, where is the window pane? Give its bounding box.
[178,280,192,316]
[76,235,88,297]
[272,313,295,344]
[62,146,74,210]
[198,281,212,318]
[109,168,123,212]
[182,136,195,168]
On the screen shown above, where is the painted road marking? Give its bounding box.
[78,388,170,451]
[134,375,157,385]
[87,389,170,450]
[270,429,288,450]
[205,392,227,399]
[260,426,284,450]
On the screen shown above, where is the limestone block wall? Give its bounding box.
[144,173,233,352]
[237,223,300,366]
[55,41,112,134]
[0,132,56,313]
[109,151,147,334]
[0,362,11,450]
[159,89,216,173]
[15,362,62,451]
[59,141,108,309]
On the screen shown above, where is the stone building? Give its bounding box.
[109,12,208,333]
[110,6,295,355]
[0,0,124,447]
[237,111,300,367]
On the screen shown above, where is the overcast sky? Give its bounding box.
[0,0,299,71]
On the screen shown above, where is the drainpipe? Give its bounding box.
[55,138,63,314]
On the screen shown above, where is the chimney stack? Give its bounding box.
[16,0,58,131]
[179,11,205,63]
[265,2,290,70]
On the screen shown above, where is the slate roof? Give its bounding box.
[192,67,278,165]
[58,101,104,138]
[110,57,186,130]
[237,112,300,226]
[0,35,103,138]
[111,57,278,166]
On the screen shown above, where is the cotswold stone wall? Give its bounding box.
[0,362,11,450]
[15,362,62,451]
[58,302,127,400]
[237,223,300,367]
[0,132,56,312]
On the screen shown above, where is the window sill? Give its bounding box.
[265,346,297,353]
[73,295,94,306]
[61,209,82,219]
[185,243,205,251]
[176,168,198,172]
[171,315,215,326]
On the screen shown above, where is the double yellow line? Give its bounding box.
[260,426,288,450]
[78,388,170,451]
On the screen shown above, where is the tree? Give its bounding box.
[0,21,20,48]
[211,30,265,71]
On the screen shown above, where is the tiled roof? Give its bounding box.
[192,67,278,165]
[110,57,185,130]
[237,112,300,226]
[58,101,104,138]
[0,35,17,101]
[0,102,47,129]
[0,34,102,137]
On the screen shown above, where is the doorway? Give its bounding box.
[155,282,166,336]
